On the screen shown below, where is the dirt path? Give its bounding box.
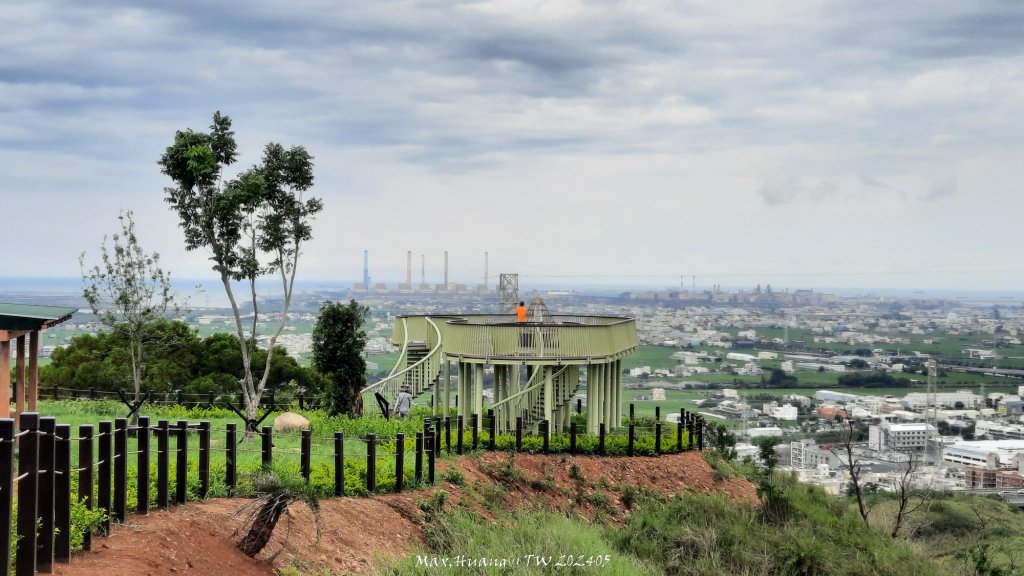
[54,452,754,575]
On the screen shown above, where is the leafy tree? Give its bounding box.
[311,300,368,416]
[159,112,323,434]
[80,211,181,409]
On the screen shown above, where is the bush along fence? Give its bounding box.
[0,406,709,575]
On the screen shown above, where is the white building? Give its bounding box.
[651,388,666,401]
[790,439,842,469]
[868,422,936,452]
[762,402,798,421]
[814,390,859,404]
[902,392,980,411]
[942,440,1024,468]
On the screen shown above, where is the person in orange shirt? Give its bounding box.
[515,301,527,323]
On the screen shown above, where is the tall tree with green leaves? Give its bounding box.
[159,112,323,434]
[311,300,368,416]
[80,211,180,408]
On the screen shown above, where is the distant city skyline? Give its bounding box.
[3,2,1023,290]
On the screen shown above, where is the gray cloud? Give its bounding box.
[0,0,1021,288]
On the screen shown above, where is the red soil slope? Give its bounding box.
[55,451,755,576]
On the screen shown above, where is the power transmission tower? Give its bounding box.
[498,273,519,314]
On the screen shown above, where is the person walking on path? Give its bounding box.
[393,386,413,419]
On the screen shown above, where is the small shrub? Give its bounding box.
[442,467,465,486]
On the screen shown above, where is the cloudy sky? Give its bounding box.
[3,0,1023,292]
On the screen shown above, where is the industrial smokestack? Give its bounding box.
[406,251,412,287]
[484,251,489,288]
[363,250,369,286]
[421,254,425,284]
[444,251,449,290]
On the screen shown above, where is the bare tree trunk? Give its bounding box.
[222,274,257,438]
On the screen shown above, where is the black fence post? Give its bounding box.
[113,417,127,523]
[366,433,377,493]
[261,426,272,468]
[97,420,111,536]
[655,423,662,455]
[471,414,479,451]
[569,422,577,455]
[426,433,436,484]
[90,388,97,401]
[78,424,94,551]
[456,416,464,455]
[175,420,188,505]
[487,409,496,450]
[627,424,635,456]
[542,420,549,454]
[54,424,72,564]
[515,417,523,451]
[629,403,634,421]
[655,406,661,422]
[298,391,305,410]
[445,417,452,454]
[415,432,424,484]
[16,413,40,576]
[697,419,705,451]
[226,423,237,493]
[395,432,405,493]
[137,417,150,514]
[301,430,312,482]
[576,398,582,414]
[677,418,683,452]
[198,421,210,498]
[0,419,13,576]
[598,423,606,456]
[38,416,56,572]
[334,432,345,496]
[157,420,169,508]
[433,417,442,456]
[688,419,696,450]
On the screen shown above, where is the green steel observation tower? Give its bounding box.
[360,302,638,436]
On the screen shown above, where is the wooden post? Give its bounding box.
[175,420,188,504]
[456,415,463,455]
[395,432,404,493]
[113,418,127,523]
[226,423,237,492]
[16,413,39,576]
[514,416,523,451]
[426,433,436,484]
[37,416,56,572]
[570,422,577,455]
[487,409,496,450]
[366,433,377,493]
[599,423,606,456]
[78,424,94,551]
[28,331,39,412]
[157,420,169,508]
[433,417,442,456]
[54,424,71,564]
[629,403,634,421]
[542,420,549,454]
[261,426,272,468]
[0,419,14,576]
[301,430,311,482]
[415,432,423,484]
[14,336,25,422]
[0,340,9,418]
[198,421,210,498]
[655,406,661,422]
[97,420,111,535]
[137,417,150,514]
[445,417,452,454]
[334,432,345,496]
